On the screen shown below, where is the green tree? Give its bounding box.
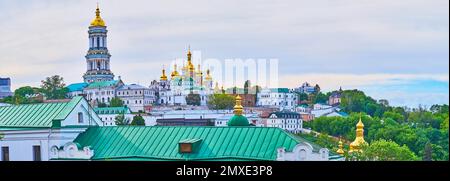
[40,75,68,100]
[244,80,251,94]
[110,97,124,107]
[131,115,145,126]
[312,92,328,104]
[441,117,449,130]
[114,114,130,125]
[207,94,235,110]
[383,111,404,123]
[1,86,43,104]
[186,93,201,106]
[297,92,308,102]
[355,139,419,161]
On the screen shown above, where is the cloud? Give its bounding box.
[0,0,448,107]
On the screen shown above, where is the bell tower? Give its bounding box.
[83,5,114,83]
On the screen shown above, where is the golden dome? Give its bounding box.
[336,140,345,155]
[187,47,195,72]
[349,116,367,153]
[90,5,106,27]
[160,67,168,81]
[171,64,179,77]
[233,95,244,116]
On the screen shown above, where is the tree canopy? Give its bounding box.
[207,94,235,110]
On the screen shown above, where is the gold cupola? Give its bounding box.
[90,4,106,27]
[233,95,244,116]
[187,47,195,72]
[160,66,168,81]
[336,139,345,156]
[171,63,179,78]
[349,116,367,153]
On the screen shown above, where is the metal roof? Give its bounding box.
[86,80,120,89]
[66,82,88,92]
[73,126,304,161]
[94,106,131,115]
[0,96,83,128]
[118,84,148,90]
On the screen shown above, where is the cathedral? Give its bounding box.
[152,48,217,106]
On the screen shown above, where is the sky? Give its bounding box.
[0,0,448,107]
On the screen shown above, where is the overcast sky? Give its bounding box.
[0,0,448,107]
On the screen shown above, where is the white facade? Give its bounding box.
[266,112,302,134]
[117,84,155,113]
[257,88,297,111]
[0,97,101,161]
[277,143,329,161]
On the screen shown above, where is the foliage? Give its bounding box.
[130,115,145,126]
[207,94,235,110]
[97,102,107,108]
[244,80,251,94]
[297,92,308,102]
[308,107,449,160]
[114,114,130,125]
[110,97,124,107]
[340,89,387,117]
[186,93,201,106]
[40,75,68,100]
[354,139,419,161]
[312,92,329,104]
[0,86,43,104]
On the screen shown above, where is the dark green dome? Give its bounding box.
[227,115,249,126]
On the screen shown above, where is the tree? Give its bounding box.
[312,92,328,104]
[0,86,43,104]
[297,93,308,102]
[244,80,251,94]
[207,94,235,110]
[186,93,201,106]
[131,115,145,126]
[40,75,68,99]
[115,114,130,125]
[354,139,419,161]
[110,97,124,107]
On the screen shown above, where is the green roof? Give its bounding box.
[87,80,120,89]
[270,88,290,93]
[73,126,305,161]
[0,97,83,128]
[94,107,131,115]
[67,83,88,92]
[227,115,250,126]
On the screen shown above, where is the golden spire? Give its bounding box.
[160,66,168,81]
[336,139,345,156]
[187,46,194,72]
[90,4,106,26]
[205,69,212,81]
[171,63,179,77]
[349,115,367,153]
[233,95,244,116]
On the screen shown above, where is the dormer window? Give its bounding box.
[178,138,202,154]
